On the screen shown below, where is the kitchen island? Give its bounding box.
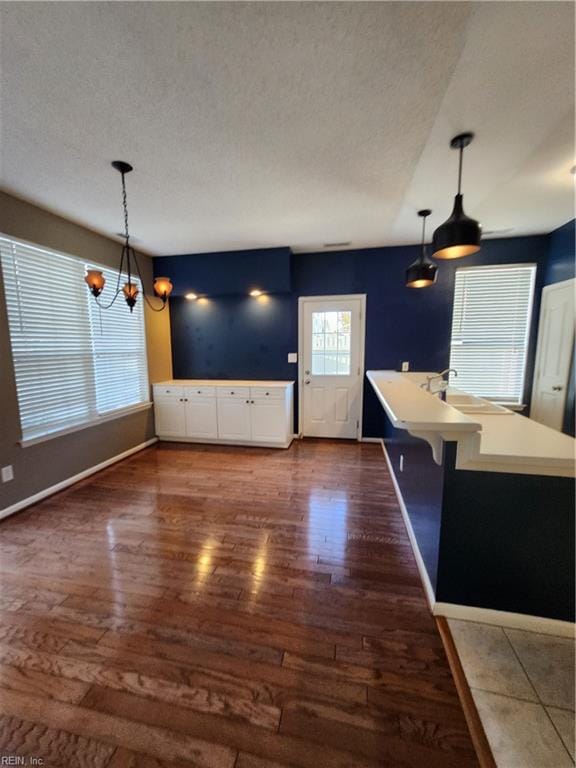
[367,370,575,630]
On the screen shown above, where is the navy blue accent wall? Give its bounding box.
[544,219,575,436]
[385,424,445,591]
[156,234,549,437]
[159,247,292,296]
[170,293,295,381]
[437,444,575,622]
[544,219,575,286]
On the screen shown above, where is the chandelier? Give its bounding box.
[85,161,173,312]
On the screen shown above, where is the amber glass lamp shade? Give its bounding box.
[122,281,139,310]
[84,270,105,297]
[153,276,173,302]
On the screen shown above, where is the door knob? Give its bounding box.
[552,385,563,391]
[304,379,310,385]
[305,370,310,375]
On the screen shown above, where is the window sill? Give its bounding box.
[20,402,153,448]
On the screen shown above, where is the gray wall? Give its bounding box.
[0,192,162,511]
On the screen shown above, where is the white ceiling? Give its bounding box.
[0,2,574,256]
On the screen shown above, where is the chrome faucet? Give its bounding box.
[420,368,457,394]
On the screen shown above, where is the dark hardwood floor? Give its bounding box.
[0,439,479,767]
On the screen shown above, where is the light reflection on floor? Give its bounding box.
[307,490,349,561]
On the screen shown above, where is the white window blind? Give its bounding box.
[0,235,149,443]
[449,264,536,404]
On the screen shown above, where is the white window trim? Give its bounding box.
[449,263,537,405]
[20,401,153,448]
[1,232,151,445]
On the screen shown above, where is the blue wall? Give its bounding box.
[156,234,549,437]
[544,219,575,286]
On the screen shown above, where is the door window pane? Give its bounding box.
[311,311,352,376]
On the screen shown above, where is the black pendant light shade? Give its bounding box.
[406,209,437,289]
[432,133,481,260]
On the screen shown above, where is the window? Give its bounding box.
[0,235,149,443]
[449,264,536,404]
[311,310,351,375]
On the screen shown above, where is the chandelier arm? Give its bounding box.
[130,247,166,312]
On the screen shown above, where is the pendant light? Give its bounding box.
[432,132,481,260]
[406,209,437,288]
[85,161,173,312]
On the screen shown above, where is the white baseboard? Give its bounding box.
[360,437,382,443]
[379,439,436,610]
[0,438,158,522]
[157,435,293,449]
[434,602,575,638]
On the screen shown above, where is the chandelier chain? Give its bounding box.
[121,172,130,244]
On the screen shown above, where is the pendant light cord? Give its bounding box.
[457,144,464,195]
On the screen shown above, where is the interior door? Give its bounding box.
[531,279,575,430]
[300,296,364,438]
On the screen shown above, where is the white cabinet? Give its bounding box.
[217,397,252,441]
[153,380,294,448]
[154,395,186,438]
[251,398,287,443]
[185,397,218,439]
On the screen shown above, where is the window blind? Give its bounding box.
[0,235,149,442]
[449,264,536,404]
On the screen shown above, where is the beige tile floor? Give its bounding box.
[448,619,575,767]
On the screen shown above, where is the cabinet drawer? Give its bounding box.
[185,387,216,398]
[216,386,250,399]
[153,385,184,398]
[250,387,285,399]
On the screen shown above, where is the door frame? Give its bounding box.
[297,293,367,440]
[531,277,575,427]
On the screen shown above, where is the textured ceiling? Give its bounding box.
[0,2,574,256]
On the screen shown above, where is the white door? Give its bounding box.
[185,397,218,439]
[251,398,286,443]
[300,295,365,438]
[217,397,252,441]
[155,397,186,437]
[531,279,575,430]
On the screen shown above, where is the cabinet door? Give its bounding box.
[217,398,252,441]
[155,398,186,437]
[250,398,287,443]
[184,397,218,439]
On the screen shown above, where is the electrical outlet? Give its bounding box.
[399,455,404,472]
[288,352,298,363]
[1,465,14,483]
[401,361,410,372]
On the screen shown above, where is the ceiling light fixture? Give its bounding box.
[84,161,173,313]
[249,289,263,297]
[185,292,198,301]
[406,209,437,289]
[432,133,481,260]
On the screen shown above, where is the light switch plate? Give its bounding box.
[1,465,14,483]
[399,455,404,472]
[288,352,298,363]
[401,361,410,372]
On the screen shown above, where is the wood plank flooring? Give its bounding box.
[0,439,479,767]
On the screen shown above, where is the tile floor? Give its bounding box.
[448,619,575,768]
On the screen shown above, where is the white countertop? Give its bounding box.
[367,370,575,478]
[154,379,294,387]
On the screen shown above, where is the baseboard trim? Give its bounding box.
[379,439,436,610]
[360,437,382,443]
[434,602,575,638]
[0,438,158,522]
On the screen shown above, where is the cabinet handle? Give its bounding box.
[197,391,201,394]
[265,392,269,396]
[184,398,188,402]
[552,385,563,391]
[231,391,235,395]
[246,400,250,404]
[251,400,255,404]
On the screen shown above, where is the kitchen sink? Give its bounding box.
[446,392,513,415]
